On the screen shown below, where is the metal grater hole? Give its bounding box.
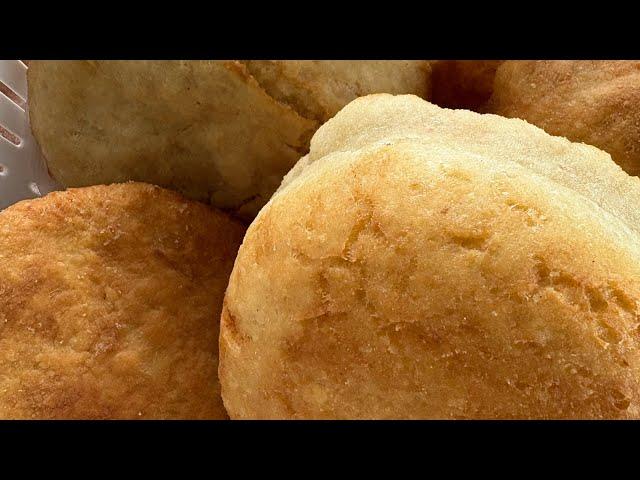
[0,79,26,109]
[0,163,7,176]
[0,123,21,146]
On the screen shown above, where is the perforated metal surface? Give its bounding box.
[0,60,60,210]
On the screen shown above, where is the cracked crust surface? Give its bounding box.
[220,94,640,419]
[487,60,640,176]
[28,61,431,219]
[0,183,245,419]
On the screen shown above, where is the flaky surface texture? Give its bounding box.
[487,60,640,176]
[28,60,431,219]
[220,94,640,419]
[430,60,502,110]
[0,183,245,419]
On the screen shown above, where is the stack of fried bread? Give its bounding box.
[0,60,637,419]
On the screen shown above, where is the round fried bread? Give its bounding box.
[487,60,640,176]
[28,60,431,219]
[0,183,245,419]
[220,94,640,419]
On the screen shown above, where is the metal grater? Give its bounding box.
[0,60,60,210]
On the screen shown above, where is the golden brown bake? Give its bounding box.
[28,60,431,219]
[487,60,640,176]
[430,60,502,110]
[0,183,245,419]
[220,94,640,419]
